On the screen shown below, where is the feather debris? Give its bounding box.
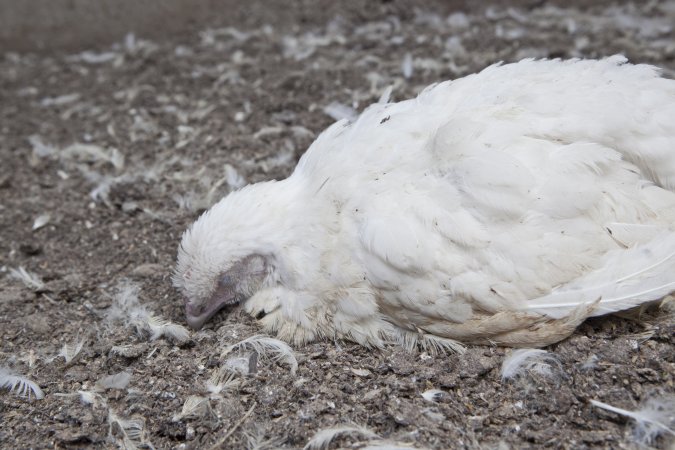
[8,266,45,291]
[56,339,84,365]
[32,213,51,231]
[0,366,44,400]
[421,389,444,402]
[18,350,38,368]
[96,371,132,390]
[580,354,599,371]
[172,395,213,422]
[501,349,562,381]
[223,355,252,376]
[205,366,240,396]
[28,135,55,158]
[222,335,298,375]
[106,282,191,344]
[323,102,357,122]
[78,390,105,407]
[243,428,286,450]
[61,143,125,170]
[110,343,148,358]
[591,397,675,445]
[401,52,413,79]
[107,411,154,450]
[304,425,379,450]
[145,316,191,343]
[54,390,105,408]
[75,50,119,64]
[40,93,80,107]
[362,444,428,450]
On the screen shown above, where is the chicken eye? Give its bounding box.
[220,274,233,286]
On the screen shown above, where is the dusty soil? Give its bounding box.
[1,1,674,449]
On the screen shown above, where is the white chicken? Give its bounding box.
[174,56,675,349]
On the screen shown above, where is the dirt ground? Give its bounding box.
[1,1,674,449]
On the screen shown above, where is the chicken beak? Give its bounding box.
[185,286,238,330]
[185,307,214,330]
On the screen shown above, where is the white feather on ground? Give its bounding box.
[421,389,444,402]
[221,335,298,375]
[362,444,429,450]
[303,425,379,450]
[172,395,213,422]
[32,213,51,231]
[8,266,45,291]
[243,429,286,450]
[54,390,105,408]
[580,354,599,371]
[77,390,105,407]
[501,349,562,380]
[590,396,675,445]
[107,411,153,450]
[0,367,44,400]
[145,316,191,343]
[106,282,190,344]
[56,339,84,365]
[61,142,125,170]
[110,344,147,358]
[223,355,253,376]
[322,101,357,122]
[96,371,132,390]
[205,367,240,396]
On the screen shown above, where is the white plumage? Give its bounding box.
[174,56,675,349]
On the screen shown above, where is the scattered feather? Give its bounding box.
[106,282,191,344]
[591,397,675,445]
[40,93,80,107]
[660,295,675,315]
[78,390,105,407]
[501,349,562,380]
[172,395,213,422]
[223,355,252,376]
[18,350,38,368]
[323,102,357,122]
[222,335,298,375]
[28,135,55,158]
[54,390,105,408]
[581,354,599,371]
[0,367,44,400]
[96,371,132,390]
[32,213,51,231]
[62,143,125,170]
[145,316,191,343]
[224,163,246,190]
[8,266,45,291]
[243,428,286,450]
[110,344,147,358]
[421,389,444,402]
[205,366,240,396]
[401,52,413,79]
[108,411,153,450]
[57,339,84,365]
[378,85,393,104]
[350,368,371,377]
[304,425,379,450]
[362,444,427,450]
[77,50,118,64]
